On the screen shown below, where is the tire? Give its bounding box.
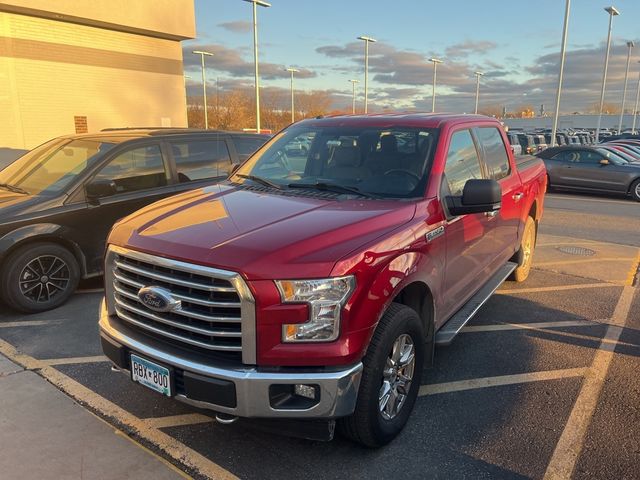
[630,179,640,202]
[511,216,536,283]
[0,242,80,313]
[338,303,425,447]
[546,174,554,193]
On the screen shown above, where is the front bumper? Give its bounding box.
[99,301,363,419]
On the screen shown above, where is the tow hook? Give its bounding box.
[215,413,238,424]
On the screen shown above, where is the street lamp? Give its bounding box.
[551,0,571,147]
[192,50,214,129]
[243,0,271,133]
[429,58,443,113]
[348,79,359,114]
[618,41,635,134]
[285,67,299,123]
[595,5,620,143]
[357,35,376,113]
[473,71,484,114]
[632,62,640,134]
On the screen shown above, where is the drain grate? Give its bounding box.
[557,246,596,256]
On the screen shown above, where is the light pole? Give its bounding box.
[286,67,299,123]
[348,79,359,114]
[473,71,484,114]
[429,58,443,113]
[244,0,271,133]
[618,41,635,134]
[632,62,640,134]
[595,6,620,143]
[551,0,571,147]
[357,36,376,113]
[192,50,214,129]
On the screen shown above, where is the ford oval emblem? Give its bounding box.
[137,286,180,313]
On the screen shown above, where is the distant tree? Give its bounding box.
[587,102,621,115]
[478,104,503,118]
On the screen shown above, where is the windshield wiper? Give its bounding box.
[235,174,284,190]
[0,183,29,195]
[288,182,379,199]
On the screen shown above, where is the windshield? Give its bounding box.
[0,138,115,195]
[231,125,439,199]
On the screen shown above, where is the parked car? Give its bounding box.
[0,129,270,312]
[99,113,547,447]
[517,133,537,154]
[536,145,640,201]
[507,133,522,155]
[532,134,548,152]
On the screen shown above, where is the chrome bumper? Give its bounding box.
[99,300,362,419]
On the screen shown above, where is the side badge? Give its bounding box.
[426,225,445,243]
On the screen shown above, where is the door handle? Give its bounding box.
[512,192,524,202]
[485,210,499,218]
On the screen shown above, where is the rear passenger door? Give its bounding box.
[168,138,233,191]
[475,127,522,265]
[441,129,500,318]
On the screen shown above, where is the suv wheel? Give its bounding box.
[511,216,536,282]
[0,243,80,313]
[338,303,424,447]
[631,179,640,202]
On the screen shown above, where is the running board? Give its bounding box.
[435,261,518,346]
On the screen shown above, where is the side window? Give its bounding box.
[233,137,268,161]
[171,140,231,183]
[92,144,167,194]
[577,150,603,164]
[551,152,568,161]
[476,127,511,181]
[443,129,484,196]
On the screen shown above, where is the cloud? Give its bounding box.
[445,40,498,58]
[183,44,317,81]
[218,21,252,33]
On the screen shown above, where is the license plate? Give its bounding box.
[130,354,172,396]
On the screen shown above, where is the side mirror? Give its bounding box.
[86,179,117,201]
[599,159,609,166]
[446,179,502,216]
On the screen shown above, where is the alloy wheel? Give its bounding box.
[379,333,416,420]
[19,255,71,303]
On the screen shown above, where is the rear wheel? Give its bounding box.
[630,179,640,202]
[511,216,536,283]
[0,242,80,313]
[338,303,424,447]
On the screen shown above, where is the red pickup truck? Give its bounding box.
[99,114,546,447]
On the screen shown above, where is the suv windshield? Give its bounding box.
[231,125,439,199]
[0,138,115,195]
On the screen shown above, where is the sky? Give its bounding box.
[183,0,640,114]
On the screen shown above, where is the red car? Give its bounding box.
[99,114,547,446]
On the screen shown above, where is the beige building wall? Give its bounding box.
[0,1,195,150]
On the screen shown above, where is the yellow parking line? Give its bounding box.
[497,283,613,294]
[145,414,214,429]
[0,320,59,328]
[536,257,633,267]
[461,320,598,333]
[544,285,637,480]
[419,368,587,396]
[40,355,109,366]
[624,251,640,286]
[75,288,105,294]
[0,337,237,480]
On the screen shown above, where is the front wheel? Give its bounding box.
[0,242,80,313]
[511,216,536,282]
[338,303,425,447]
[630,179,640,202]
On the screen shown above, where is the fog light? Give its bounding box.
[294,384,317,400]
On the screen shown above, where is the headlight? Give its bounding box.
[275,276,355,342]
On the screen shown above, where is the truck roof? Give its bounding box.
[297,113,497,129]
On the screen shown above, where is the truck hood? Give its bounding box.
[109,184,417,279]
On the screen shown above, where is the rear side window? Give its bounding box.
[93,144,167,193]
[443,129,484,196]
[170,140,231,182]
[233,137,268,161]
[476,127,511,181]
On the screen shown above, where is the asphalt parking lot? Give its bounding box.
[0,192,638,480]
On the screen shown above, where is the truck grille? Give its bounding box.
[107,246,256,364]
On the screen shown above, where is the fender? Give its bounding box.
[0,223,88,276]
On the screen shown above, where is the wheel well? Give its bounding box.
[392,281,435,344]
[2,236,87,277]
[628,177,640,194]
[528,200,537,221]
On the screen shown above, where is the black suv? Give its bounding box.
[0,129,270,312]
